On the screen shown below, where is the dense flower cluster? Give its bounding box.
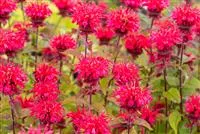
[72,2,104,33]
[67,109,111,134]
[108,8,140,35]
[125,33,149,58]
[172,3,199,31]
[50,34,76,52]
[113,85,152,111]
[145,0,169,17]
[112,63,140,86]
[0,0,16,23]
[185,95,200,123]
[121,0,144,9]
[0,29,26,56]
[34,64,59,83]
[0,63,27,96]
[95,26,115,45]
[30,100,64,124]
[53,0,78,16]
[25,3,52,27]
[75,56,110,84]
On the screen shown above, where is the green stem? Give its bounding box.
[163,64,168,134]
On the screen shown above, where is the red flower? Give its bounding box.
[150,20,181,52]
[25,3,52,27]
[121,0,145,9]
[30,100,64,124]
[185,95,200,122]
[145,0,169,18]
[50,34,76,52]
[53,0,79,16]
[0,29,26,56]
[113,85,152,111]
[67,108,111,134]
[140,107,158,125]
[19,126,53,134]
[34,64,59,83]
[75,56,110,84]
[32,82,59,101]
[172,3,199,31]
[125,33,149,58]
[72,2,104,33]
[95,26,115,45]
[0,63,27,96]
[0,0,16,23]
[112,63,140,86]
[12,22,31,41]
[108,8,140,35]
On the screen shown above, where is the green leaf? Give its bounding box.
[184,77,200,89]
[134,118,153,131]
[169,111,181,134]
[163,88,181,103]
[167,76,179,86]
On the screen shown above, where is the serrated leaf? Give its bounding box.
[169,111,181,134]
[163,88,180,103]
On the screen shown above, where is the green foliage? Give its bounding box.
[169,111,181,134]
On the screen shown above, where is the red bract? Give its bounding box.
[19,126,53,134]
[125,33,149,58]
[140,107,158,125]
[13,22,30,41]
[185,95,200,122]
[30,100,64,124]
[67,109,111,134]
[72,2,104,34]
[113,85,152,111]
[15,95,33,108]
[25,3,52,27]
[0,29,26,56]
[172,3,199,31]
[0,63,27,96]
[32,82,59,101]
[75,56,110,84]
[95,26,115,45]
[108,8,140,35]
[42,47,61,62]
[34,64,59,83]
[50,34,76,52]
[145,0,169,18]
[0,0,16,23]
[53,0,79,16]
[121,0,144,9]
[112,63,140,86]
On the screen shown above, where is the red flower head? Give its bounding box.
[145,0,169,18]
[150,20,181,58]
[25,3,52,27]
[50,34,76,52]
[112,63,140,86]
[75,56,110,85]
[108,7,140,36]
[121,0,145,9]
[12,22,31,41]
[34,64,59,83]
[0,63,27,96]
[113,85,152,111]
[125,33,149,58]
[194,22,200,37]
[31,100,64,124]
[0,0,16,23]
[67,108,111,134]
[140,107,158,125]
[172,3,199,31]
[15,95,33,108]
[19,126,53,134]
[95,26,115,45]
[0,29,26,56]
[185,95,200,122]
[72,2,104,34]
[42,47,61,62]
[32,82,60,101]
[53,0,79,16]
